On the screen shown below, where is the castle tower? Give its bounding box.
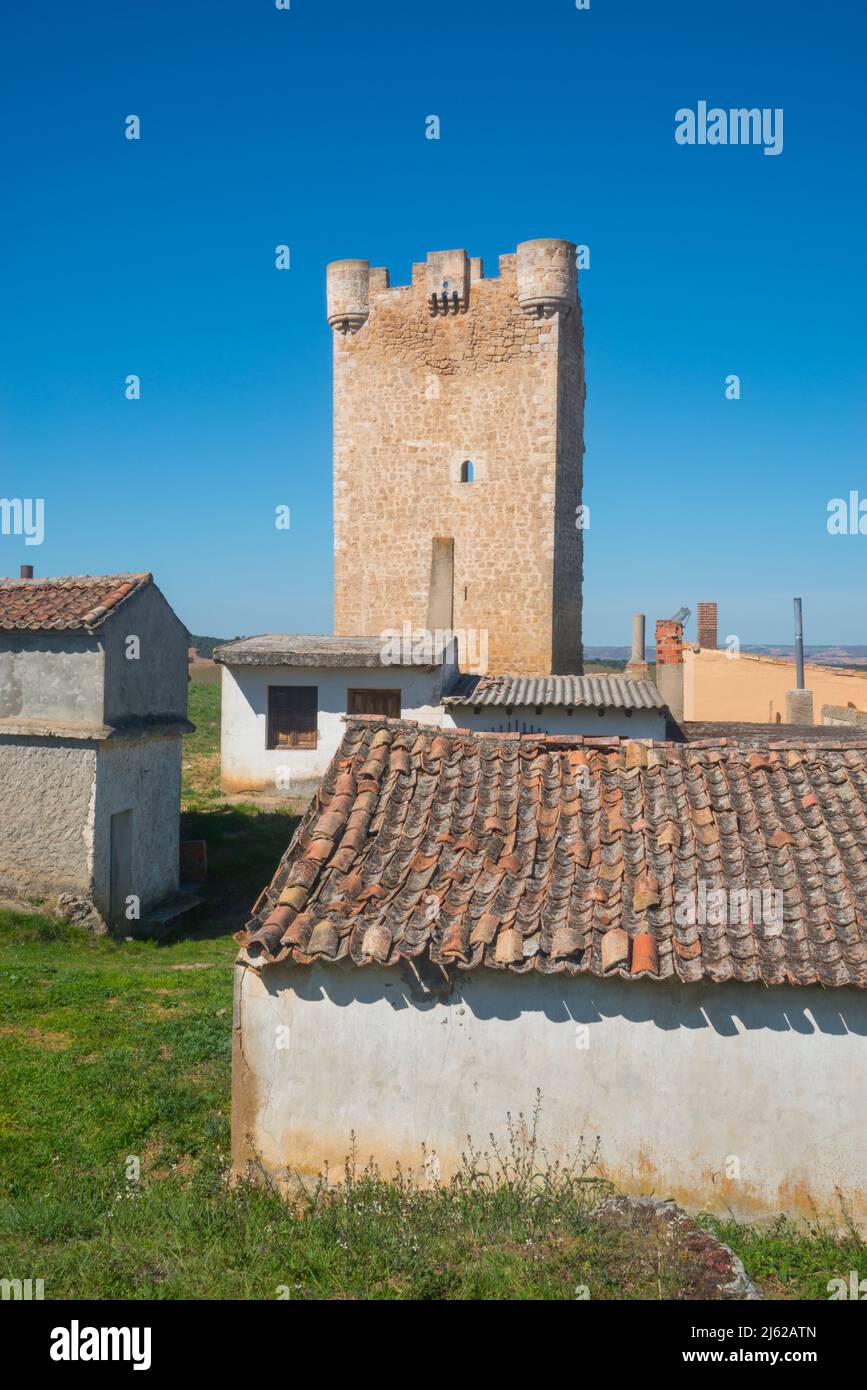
[326,239,585,674]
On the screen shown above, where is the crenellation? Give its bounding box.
[425,249,470,315]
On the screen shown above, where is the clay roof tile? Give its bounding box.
[237,720,867,989]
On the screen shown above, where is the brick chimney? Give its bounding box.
[655,618,684,720]
[20,565,33,579]
[697,601,717,650]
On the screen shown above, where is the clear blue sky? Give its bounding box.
[1,0,865,645]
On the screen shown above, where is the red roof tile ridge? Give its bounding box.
[338,717,867,757]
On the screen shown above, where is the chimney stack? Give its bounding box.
[697,601,717,650]
[625,613,649,680]
[786,597,814,724]
[655,618,684,720]
[793,596,805,689]
[20,564,33,580]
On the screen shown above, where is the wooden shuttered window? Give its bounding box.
[267,685,318,749]
[347,688,401,718]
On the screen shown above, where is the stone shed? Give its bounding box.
[233,719,867,1223]
[0,571,192,929]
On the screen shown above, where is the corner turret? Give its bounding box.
[326,259,370,334]
[516,238,577,317]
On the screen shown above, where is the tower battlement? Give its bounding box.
[326,238,578,333]
[328,239,585,675]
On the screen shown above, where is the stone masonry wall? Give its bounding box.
[552,302,585,671]
[330,244,585,674]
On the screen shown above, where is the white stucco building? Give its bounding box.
[215,635,667,799]
[233,718,867,1224]
[0,571,192,930]
[214,635,459,799]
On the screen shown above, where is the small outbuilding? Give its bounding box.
[442,672,666,738]
[233,718,867,1223]
[214,634,458,799]
[0,571,192,929]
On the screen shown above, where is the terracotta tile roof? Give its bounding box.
[444,673,665,710]
[0,573,152,632]
[237,719,867,989]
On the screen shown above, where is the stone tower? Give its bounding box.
[327,239,585,674]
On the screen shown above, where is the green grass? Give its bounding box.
[0,912,237,1296]
[701,1212,867,1302]
[180,677,301,928]
[1,914,863,1299]
[0,682,863,1299]
[182,678,223,810]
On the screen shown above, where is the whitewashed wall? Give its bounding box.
[221,662,667,798]
[0,739,97,900]
[442,704,666,738]
[92,734,182,918]
[220,663,447,797]
[0,633,104,724]
[233,960,867,1226]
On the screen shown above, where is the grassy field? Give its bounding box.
[0,679,863,1299]
[180,678,300,931]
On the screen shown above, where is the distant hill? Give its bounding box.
[584,656,628,672]
[189,634,238,659]
[585,647,632,662]
[187,637,867,669]
[741,645,867,668]
[585,645,867,670]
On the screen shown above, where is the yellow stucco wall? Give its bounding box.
[683,648,867,724]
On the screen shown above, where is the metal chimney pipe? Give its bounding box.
[20,564,33,579]
[794,597,805,690]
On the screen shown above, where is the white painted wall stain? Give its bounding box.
[233,961,867,1225]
